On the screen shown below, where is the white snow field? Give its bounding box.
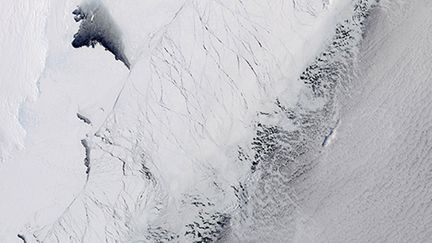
[1,0,431,242]
[296,0,432,242]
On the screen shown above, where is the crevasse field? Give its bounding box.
[1,0,432,242]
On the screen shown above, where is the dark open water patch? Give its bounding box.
[72,2,130,69]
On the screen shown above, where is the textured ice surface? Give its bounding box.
[1,0,432,242]
[297,1,432,242]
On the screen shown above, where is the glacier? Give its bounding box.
[1,0,432,242]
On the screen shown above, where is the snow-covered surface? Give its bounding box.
[297,1,432,241]
[1,0,431,242]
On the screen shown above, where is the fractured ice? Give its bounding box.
[3,0,431,242]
